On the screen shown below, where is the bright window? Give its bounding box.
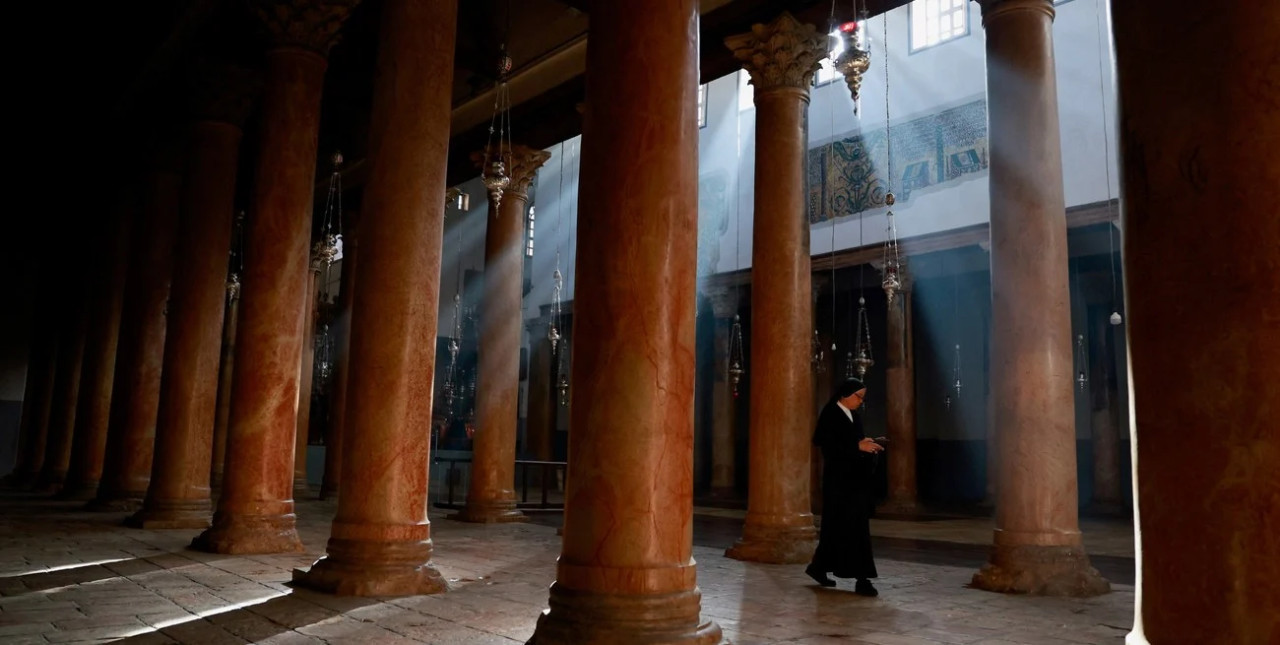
[697,84,708,128]
[909,0,969,53]
[816,28,844,85]
[526,206,536,258]
[738,71,754,111]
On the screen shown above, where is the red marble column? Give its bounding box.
[320,232,356,501]
[130,66,256,529]
[1113,2,1279,641]
[528,0,719,641]
[524,326,555,463]
[294,258,322,498]
[36,275,91,492]
[454,144,548,524]
[706,288,739,499]
[90,153,182,511]
[882,284,918,513]
[60,203,133,499]
[972,0,1108,596]
[293,0,455,596]
[724,12,827,565]
[210,276,240,491]
[11,305,59,485]
[194,1,355,554]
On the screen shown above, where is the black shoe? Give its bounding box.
[854,579,878,597]
[805,565,836,587]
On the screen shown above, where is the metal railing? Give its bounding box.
[432,456,567,511]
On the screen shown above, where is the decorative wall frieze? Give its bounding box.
[725,12,830,94]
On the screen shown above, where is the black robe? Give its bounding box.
[810,399,878,579]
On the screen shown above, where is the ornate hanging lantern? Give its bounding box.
[728,314,746,398]
[811,329,825,374]
[881,195,902,305]
[315,151,345,269]
[853,296,874,378]
[481,46,515,209]
[1075,334,1089,391]
[834,18,871,110]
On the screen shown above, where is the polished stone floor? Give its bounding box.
[0,492,1135,644]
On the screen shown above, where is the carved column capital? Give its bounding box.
[470,144,551,199]
[188,62,262,127]
[250,0,362,55]
[725,12,830,95]
[703,287,741,319]
[976,0,1056,24]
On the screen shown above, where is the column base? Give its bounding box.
[725,519,817,564]
[876,499,922,517]
[971,544,1111,597]
[528,583,722,645]
[449,499,528,524]
[34,470,67,494]
[125,498,213,530]
[293,479,314,501]
[86,492,146,512]
[192,511,305,554]
[318,484,338,501]
[292,537,447,597]
[55,482,101,502]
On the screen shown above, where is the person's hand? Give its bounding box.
[858,438,884,454]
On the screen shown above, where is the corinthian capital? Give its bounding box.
[725,12,830,94]
[250,0,362,54]
[470,144,552,200]
[188,61,262,127]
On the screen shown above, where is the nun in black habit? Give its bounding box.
[805,377,884,596]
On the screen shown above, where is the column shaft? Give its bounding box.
[91,164,181,511]
[973,0,1107,596]
[61,206,132,499]
[708,316,736,498]
[12,308,59,484]
[36,297,88,491]
[211,290,239,490]
[525,332,555,463]
[1113,2,1279,641]
[294,0,455,595]
[320,234,357,500]
[196,48,328,554]
[1087,306,1122,510]
[528,0,720,641]
[883,289,918,512]
[724,12,826,564]
[456,145,546,523]
[294,267,321,497]
[131,120,242,529]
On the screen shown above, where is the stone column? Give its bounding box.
[525,315,555,462]
[11,296,60,485]
[61,203,133,499]
[724,12,827,564]
[1113,2,1279,641]
[35,297,89,491]
[293,0,455,596]
[527,0,720,641]
[90,144,183,511]
[129,65,257,529]
[972,0,1108,596]
[210,276,240,491]
[320,231,357,501]
[195,0,356,554]
[294,253,323,498]
[883,280,918,513]
[1086,303,1123,513]
[705,288,739,500]
[454,144,548,524]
